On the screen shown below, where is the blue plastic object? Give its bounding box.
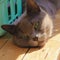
[0,0,22,36]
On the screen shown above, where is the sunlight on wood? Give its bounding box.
[16,54,25,60]
[48,33,60,42]
[23,33,60,60]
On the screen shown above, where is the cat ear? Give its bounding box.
[26,0,40,15]
[1,25,17,35]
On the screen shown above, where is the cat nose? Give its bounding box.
[35,33,46,41]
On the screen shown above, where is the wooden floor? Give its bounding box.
[0,11,60,60]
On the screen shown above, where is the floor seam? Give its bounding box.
[21,48,30,60]
[0,40,8,49]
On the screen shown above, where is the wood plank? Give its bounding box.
[23,34,60,60]
[0,38,7,49]
[0,34,11,49]
[0,38,28,60]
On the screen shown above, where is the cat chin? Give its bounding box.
[38,41,46,47]
[13,37,46,48]
[28,39,38,46]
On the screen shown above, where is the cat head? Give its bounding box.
[1,0,41,36]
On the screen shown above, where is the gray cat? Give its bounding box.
[49,0,60,9]
[1,0,56,48]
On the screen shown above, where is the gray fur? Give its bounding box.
[1,0,60,48]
